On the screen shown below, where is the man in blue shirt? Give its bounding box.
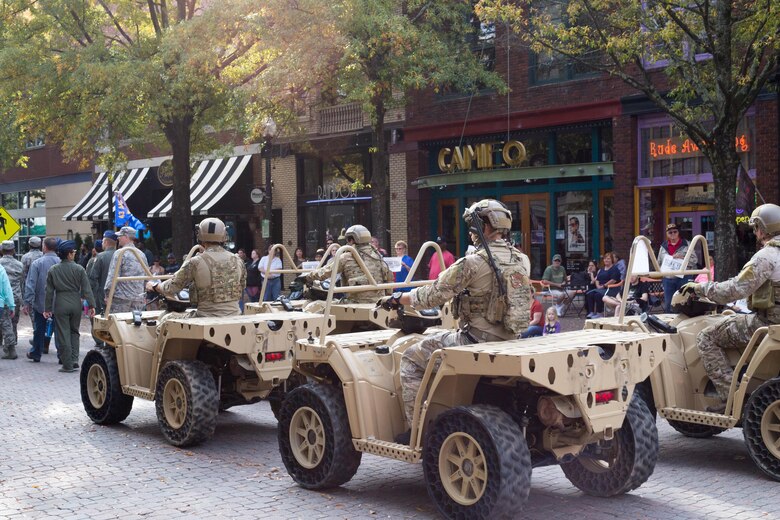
[23,237,61,362]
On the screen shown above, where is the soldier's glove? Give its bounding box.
[379,292,403,310]
[679,282,700,296]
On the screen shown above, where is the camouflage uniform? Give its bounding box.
[305,244,393,303]
[0,253,23,357]
[0,265,15,358]
[104,245,148,313]
[692,238,780,400]
[158,245,246,317]
[400,239,531,421]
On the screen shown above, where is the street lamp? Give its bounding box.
[263,117,277,248]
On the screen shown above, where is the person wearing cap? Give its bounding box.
[89,231,118,330]
[428,237,455,280]
[0,241,23,359]
[104,227,148,313]
[44,240,95,372]
[147,217,246,317]
[164,252,180,274]
[314,248,325,263]
[658,222,697,312]
[24,237,61,361]
[542,253,569,316]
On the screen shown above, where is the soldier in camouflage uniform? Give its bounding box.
[146,217,246,317]
[1,241,24,359]
[0,261,16,360]
[382,199,532,431]
[104,227,149,313]
[680,203,780,406]
[305,225,393,303]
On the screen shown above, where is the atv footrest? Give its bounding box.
[353,438,421,463]
[659,407,738,428]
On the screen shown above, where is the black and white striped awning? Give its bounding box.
[147,155,251,218]
[62,167,151,221]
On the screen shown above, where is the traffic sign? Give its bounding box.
[0,207,20,242]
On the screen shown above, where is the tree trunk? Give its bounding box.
[162,116,194,259]
[707,139,741,280]
[369,99,389,250]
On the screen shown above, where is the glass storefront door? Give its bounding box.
[502,194,548,279]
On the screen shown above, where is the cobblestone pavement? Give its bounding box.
[1,316,779,520]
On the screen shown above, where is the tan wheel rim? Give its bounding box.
[439,432,488,506]
[761,399,780,459]
[289,406,325,469]
[87,364,108,409]
[163,378,187,429]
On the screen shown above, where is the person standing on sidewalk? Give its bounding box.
[0,241,23,359]
[20,236,43,342]
[44,240,95,373]
[0,261,15,359]
[89,231,117,346]
[23,237,60,362]
[104,227,148,313]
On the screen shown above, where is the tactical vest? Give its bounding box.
[455,246,530,335]
[749,241,780,314]
[192,252,245,304]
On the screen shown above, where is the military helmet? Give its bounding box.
[749,204,780,236]
[345,224,372,245]
[198,217,227,243]
[463,199,512,232]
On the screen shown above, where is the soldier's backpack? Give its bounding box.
[477,247,531,335]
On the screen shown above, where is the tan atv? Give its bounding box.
[246,242,456,333]
[586,235,780,481]
[81,246,333,447]
[276,278,668,518]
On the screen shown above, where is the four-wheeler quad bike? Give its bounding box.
[586,235,780,481]
[276,257,668,519]
[81,246,334,447]
[245,242,456,333]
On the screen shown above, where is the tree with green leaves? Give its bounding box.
[332,0,505,249]
[0,0,340,257]
[478,0,779,278]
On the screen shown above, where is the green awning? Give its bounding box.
[412,162,613,189]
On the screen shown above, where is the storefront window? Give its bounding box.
[298,156,320,196]
[640,115,754,180]
[556,129,592,164]
[638,188,665,239]
[556,191,592,264]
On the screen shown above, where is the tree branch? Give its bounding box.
[97,0,134,45]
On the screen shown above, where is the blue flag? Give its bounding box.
[114,191,147,231]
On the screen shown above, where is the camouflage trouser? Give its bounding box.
[400,330,474,423]
[697,312,768,400]
[1,304,18,350]
[109,297,145,313]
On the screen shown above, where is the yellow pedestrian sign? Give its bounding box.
[0,207,21,242]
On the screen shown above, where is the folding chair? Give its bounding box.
[641,278,665,313]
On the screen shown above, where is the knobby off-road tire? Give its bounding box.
[561,397,659,496]
[743,377,780,481]
[155,360,219,447]
[423,405,531,520]
[268,372,306,421]
[668,420,725,438]
[633,381,656,418]
[80,348,134,425]
[278,383,362,489]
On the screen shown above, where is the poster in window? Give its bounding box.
[567,213,587,253]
